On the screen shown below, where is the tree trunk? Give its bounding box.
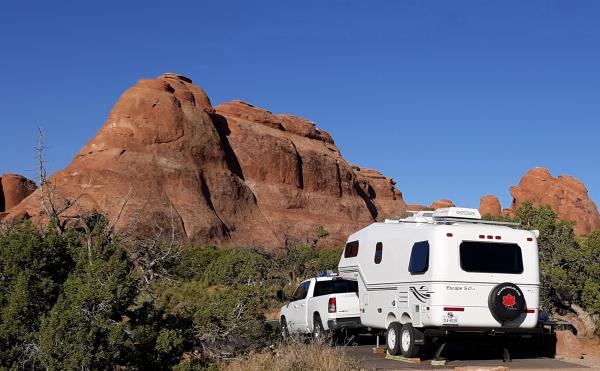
[570,303,597,338]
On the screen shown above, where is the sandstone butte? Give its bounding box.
[2,74,599,244]
[0,173,36,215]
[479,195,502,217]
[3,73,407,249]
[509,167,600,235]
[478,168,600,235]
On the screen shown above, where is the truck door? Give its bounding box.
[287,280,311,332]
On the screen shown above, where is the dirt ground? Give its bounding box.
[581,339,600,358]
[571,339,600,369]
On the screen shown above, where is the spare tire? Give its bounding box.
[488,282,526,323]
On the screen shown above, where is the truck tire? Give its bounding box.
[386,322,403,356]
[488,282,526,323]
[280,316,289,339]
[313,315,327,339]
[400,323,420,358]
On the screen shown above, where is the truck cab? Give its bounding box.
[279,275,361,337]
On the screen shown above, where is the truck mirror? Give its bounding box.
[276,289,285,302]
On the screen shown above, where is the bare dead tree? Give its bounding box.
[18,342,44,370]
[107,187,135,235]
[130,202,183,288]
[37,127,91,233]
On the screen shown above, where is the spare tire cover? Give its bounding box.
[488,282,526,323]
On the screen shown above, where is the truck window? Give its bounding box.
[344,241,359,258]
[291,281,311,301]
[374,242,383,264]
[460,241,524,274]
[313,279,358,297]
[408,241,429,274]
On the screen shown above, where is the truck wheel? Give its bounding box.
[400,323,420,358]
[280,317,289,339]
[313,315,327,339]
[386,322,403,356]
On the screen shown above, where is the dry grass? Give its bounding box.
[262,308,280,321]
[220,338,361,371]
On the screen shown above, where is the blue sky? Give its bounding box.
[1,0,599,208]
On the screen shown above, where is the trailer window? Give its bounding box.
[460,241,523,274]
[313,279,358,297]
[291,281,311,301]
[408,241,429,274]
[374,242,383,264]
[344,241,359,258]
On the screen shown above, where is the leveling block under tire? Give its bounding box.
[386,322,424,357]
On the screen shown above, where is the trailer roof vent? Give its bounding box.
[433,207,481,220]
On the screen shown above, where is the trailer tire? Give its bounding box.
[386,322,403,356]
[400,323,421,358]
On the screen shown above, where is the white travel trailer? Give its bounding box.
[338,207,540,357]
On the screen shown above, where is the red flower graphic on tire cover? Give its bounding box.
[502,293,517,308]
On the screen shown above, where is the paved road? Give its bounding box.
[352,345,585,370]
[344,335,588,370]
[267,321,592,369]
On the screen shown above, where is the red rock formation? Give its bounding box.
[354,167,406,218]
[7,74,279,247]
[479,195,501,217]
[430,199,455,209]
[6,74,407,248]
[0,174,36,212]
[214,100,407,246]
[406,204,431,211]
[510,167,600,235]
[406,200,456,212]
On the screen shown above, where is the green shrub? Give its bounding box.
[512,202,600,334]
[0,222,75,367]
[39,236,135,370]
[0,218,351,368]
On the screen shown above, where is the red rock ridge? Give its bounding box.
[214,100,407,246]
[509,167,600,235]
[406,199,455,212]
[5,74,407,248]
[6,73,280,248]
[431,199,455,209]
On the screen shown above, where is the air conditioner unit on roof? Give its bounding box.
[433,207,481,220]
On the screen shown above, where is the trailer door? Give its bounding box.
[407,241,431,326]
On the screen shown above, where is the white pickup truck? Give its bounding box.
[279,275,361,337]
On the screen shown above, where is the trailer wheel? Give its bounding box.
[400,323,420,358]
[280,316,289,339]
[386,322,403,356]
